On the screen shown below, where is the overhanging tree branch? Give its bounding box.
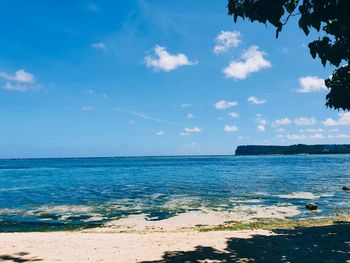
[228,0,350,111]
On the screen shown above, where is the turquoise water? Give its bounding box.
[0,155,349,232]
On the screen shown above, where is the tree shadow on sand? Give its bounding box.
[0,252,42,262]
[141,222,350,263]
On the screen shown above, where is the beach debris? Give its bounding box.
[306,203,318,211]
[342,186,350,191]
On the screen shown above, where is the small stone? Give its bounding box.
[306,203,318,210]
[342,186,350,191]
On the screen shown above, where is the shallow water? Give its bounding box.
[0,155,349,231]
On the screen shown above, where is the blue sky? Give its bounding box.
[0,0,349,158]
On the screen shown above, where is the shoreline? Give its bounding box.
[0,216,349,262]
[2,213,349,234]
[84,212,350,234]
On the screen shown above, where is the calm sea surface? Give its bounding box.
[0,155,349,231]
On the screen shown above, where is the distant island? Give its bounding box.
[235,144,350,155]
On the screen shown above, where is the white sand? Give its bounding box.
[0,207,297,262]
[4,207,347,263]
[0,230,273,263]
[1,211,349,263]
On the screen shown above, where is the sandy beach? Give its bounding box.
[1,224,349,263]
[1,213,349,263]
[0,230,272,263]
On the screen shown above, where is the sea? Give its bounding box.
[0,155,349,232]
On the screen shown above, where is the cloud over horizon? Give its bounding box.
[224,124,238,132]
[322,112,350,126]
[272,117,292,127]
[294,117,316,126]
[255,114,267,132]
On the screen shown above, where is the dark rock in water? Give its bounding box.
[342,186,350,191]
[306,203,318,210]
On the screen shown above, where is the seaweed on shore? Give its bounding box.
[197,216,350,232]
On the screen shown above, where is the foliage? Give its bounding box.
[228,0,350,110]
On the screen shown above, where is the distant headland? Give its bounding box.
[235,144,350,156]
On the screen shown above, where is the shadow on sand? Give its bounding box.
[141,222,350,263]
[0,252,42,262]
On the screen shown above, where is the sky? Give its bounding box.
[0,0,349,158]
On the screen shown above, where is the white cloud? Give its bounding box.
[184,127,203,133]
[257,125,266,132]
[329,128,339,132]
[223,45,271,79]
[92,42,106,50]
[328,134,350,138]
[0,69,34,83]
[247,96,266,105]
[1,69,39,92]
[294,117,316,126]
[228,112,239,119]
[186,113,195,119]
[213,30,241,54]
[272,117,292,127]
[297,76,326,93]
[255,114,267,132]
[224,124,238,132]
[302,128,323,133]
[128,120,136,125]
[322,118,338,126]
[276,128,284,133]
[181,104,192,108]
[309,133,324,139]
[145,45,196,72]
[3,82,33,92]
[81,106,95,111]
[322,112,350,126]
[276,134,284,138]
[287,134,306,140]
[214,100,238,110]
[156,131,164,136]
[179,127,203,136]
